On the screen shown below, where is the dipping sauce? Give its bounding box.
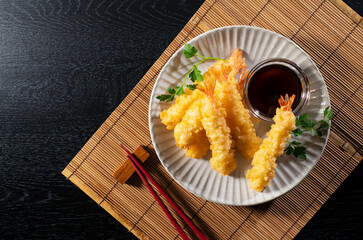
[247,64,302,117]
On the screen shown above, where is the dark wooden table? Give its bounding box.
[0,0,361,239]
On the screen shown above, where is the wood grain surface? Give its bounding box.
[113,146,150,184]
[0,0,361,239]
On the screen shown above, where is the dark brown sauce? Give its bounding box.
[248,64,302,117]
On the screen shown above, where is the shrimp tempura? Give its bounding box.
[174,96,210,159]
[246,95,296,192]
[160,88,203,129]
[217,80,262,160]
[199,76,237,176]
[213,50,262,160]
[184,131,210,159]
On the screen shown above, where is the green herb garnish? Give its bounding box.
[285,106,333,159]
[285,141,307,159]
[156,44,224,102]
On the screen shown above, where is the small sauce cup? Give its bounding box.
[243,59,310,123]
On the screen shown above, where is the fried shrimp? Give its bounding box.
[160,88,203,129]
[159,48,261,176]
[246,95,296,192]
[208,49,245,85]
[217,81,262,160]
[213,51,262,160]
[198,76,237,176]
[184,131,210,159]
[174,96,210,159]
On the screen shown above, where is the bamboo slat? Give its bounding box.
[62,0,362,239]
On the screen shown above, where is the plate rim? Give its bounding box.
[148,25,331,206]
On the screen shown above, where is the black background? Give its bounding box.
[0,0,362,239]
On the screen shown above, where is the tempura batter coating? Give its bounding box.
[212,50,261,160]
[160,88,203,129]
[216,80,262,160]
[246,95,296,192]
[174,97,204,148]
[174,96,209,159]
[200,94,236,176]
[184,131,210,159]
[159,48,253,176]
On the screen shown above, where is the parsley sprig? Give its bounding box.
[285,106,333,159]
[285,141,307,159]
[156,44,224,102]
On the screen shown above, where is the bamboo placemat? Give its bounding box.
[62,0,362,239]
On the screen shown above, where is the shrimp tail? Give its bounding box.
[197,73,216,100]
[229,49,243,74]
[230,48,242,61]
[238,67,249,92]
[227,49,244,84]
[212,64,229,83]
[247,94,297,192]
[278,94,296,111]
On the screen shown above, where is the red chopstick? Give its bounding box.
[120,144,208,240]
[126,156,189,240]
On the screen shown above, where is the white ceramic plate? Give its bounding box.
[149,26,330,206]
